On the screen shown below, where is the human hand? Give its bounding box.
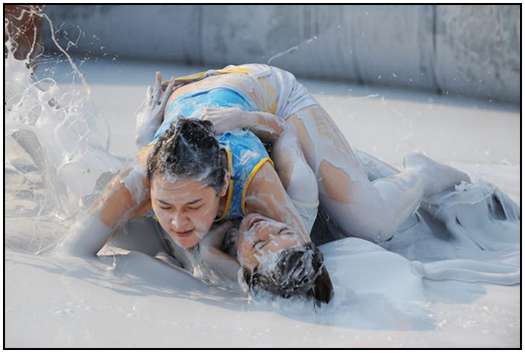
[202,107,254,135]
[135,72,176,148]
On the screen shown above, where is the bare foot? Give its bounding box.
[403,152,471,196]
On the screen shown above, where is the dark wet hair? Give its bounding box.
[147,118,227,193]
[243,243,334,305]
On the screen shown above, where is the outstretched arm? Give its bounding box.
[244,162,310,242]
[56,164,151,258]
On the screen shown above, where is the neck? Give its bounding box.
[217,192,228,219]
[216,149,231,219]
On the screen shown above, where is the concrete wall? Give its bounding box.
[41,4,520,104]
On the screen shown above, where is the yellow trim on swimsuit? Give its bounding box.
[241,157,274,216]
[173,71,209,82]
[216,66,251,75]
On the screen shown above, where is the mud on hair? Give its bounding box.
[147,118,227,193]
[243,243,334,304]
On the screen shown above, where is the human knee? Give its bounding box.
[286,159,318,204]
[348,211,397,244]
[273,131,317,205]
[326,196,398,244]
[272,128,299,185]
[362,214,398,243]
[356,195,401,242]
[283,158,319,232]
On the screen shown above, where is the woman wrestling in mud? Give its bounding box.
[57,64,471,304]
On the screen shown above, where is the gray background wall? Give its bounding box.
[42,4,520,104]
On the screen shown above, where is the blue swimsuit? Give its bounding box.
[153,87,272,220]
[154,88,257,141]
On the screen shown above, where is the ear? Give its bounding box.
[219,172,230,197]
[312,267,334,304]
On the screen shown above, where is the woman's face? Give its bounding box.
[150,174,225,249]
[237,213,304,271]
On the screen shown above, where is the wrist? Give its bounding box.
[122,165,148,204]
[247,111,260,129]
[259,112,285,136]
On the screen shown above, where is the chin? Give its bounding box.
[173,235,199,249]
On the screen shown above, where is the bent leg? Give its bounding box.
[272,123,319,233]
[288,105,468,243]
[317,158,425,243]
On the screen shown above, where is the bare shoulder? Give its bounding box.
[246,160,280,195]
[244,159,307,234]
[244,161,288,216]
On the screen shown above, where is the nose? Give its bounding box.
[171,211,191,231]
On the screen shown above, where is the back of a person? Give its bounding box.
[164,64,305,118]
[165,65,271,110]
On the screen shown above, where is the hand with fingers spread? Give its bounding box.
[135,72,177,149]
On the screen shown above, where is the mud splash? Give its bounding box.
[5,10,122,254]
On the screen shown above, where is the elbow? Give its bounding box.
[56,213,113,259]
[52,240,99,260]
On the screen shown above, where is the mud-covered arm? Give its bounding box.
[244,162,310,242]
[56,164,151,258]
[135,73,176,149]
[198,222,242,282]
[202,107,285,143]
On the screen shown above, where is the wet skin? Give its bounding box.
[150,174,228,249]
[237,213,305,272]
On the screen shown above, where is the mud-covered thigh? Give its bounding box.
[287,106,369,200]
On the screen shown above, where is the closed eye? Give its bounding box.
[253,239,270,251]
[157,199,173,210]
[278,226,293,235]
